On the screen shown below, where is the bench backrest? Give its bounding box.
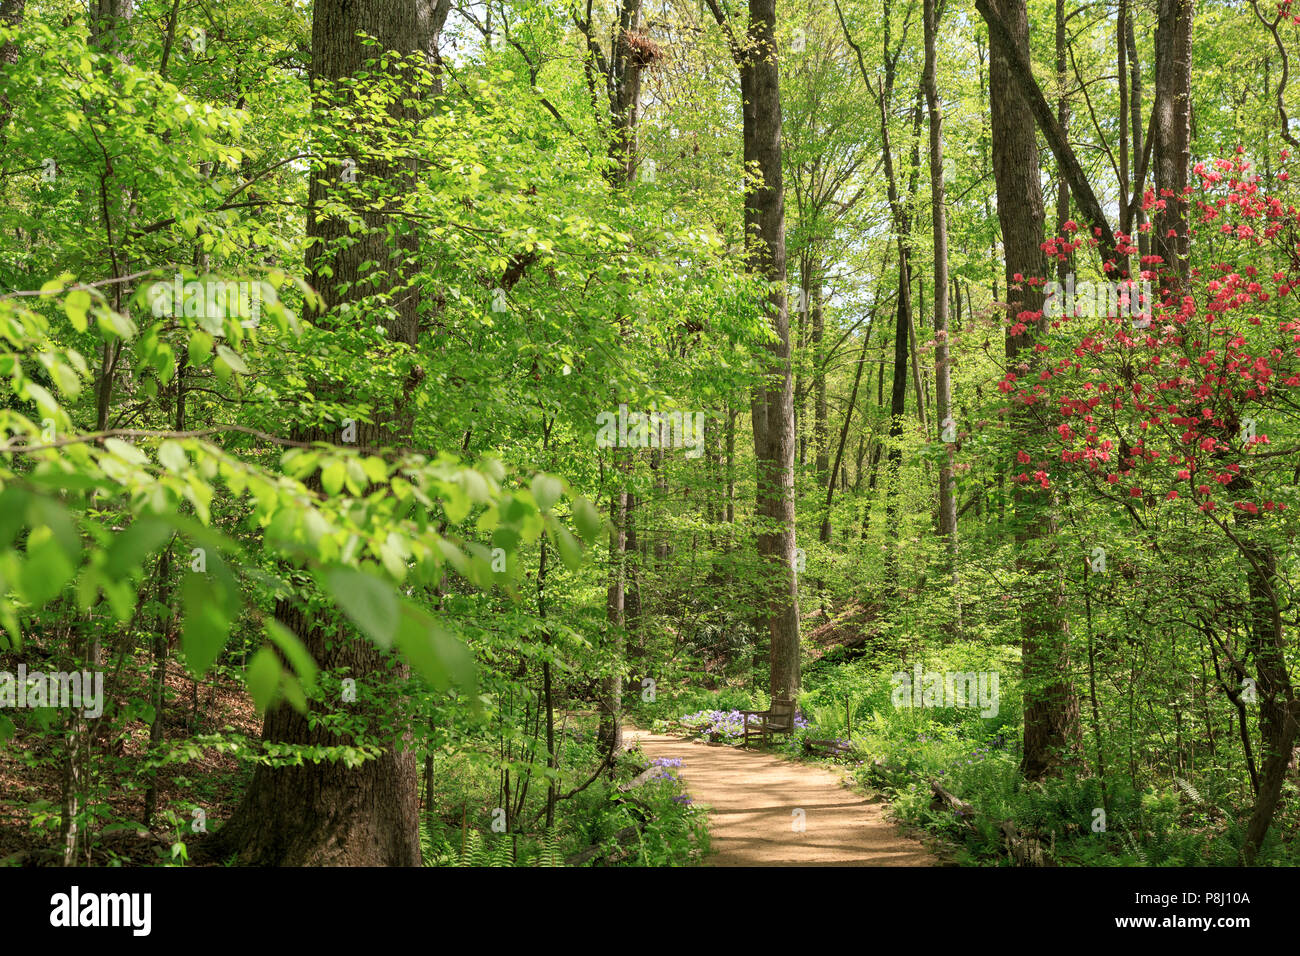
[768,697,795,730]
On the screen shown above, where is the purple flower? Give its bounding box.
[680,709,747,740]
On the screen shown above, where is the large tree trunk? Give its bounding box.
[708,0,799,700]
[1126,15,1149,261]
[209,0,432,866]
[986,0,1082,780]
[976,0,1121,277]
[747,0,800,702]
[1056,0,1071,278]
[1152,0,1193,295]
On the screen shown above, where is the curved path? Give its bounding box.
[625,727,935,866]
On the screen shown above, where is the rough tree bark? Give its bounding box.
[1152,0,1193,296]
[985,0,1082,780]
[208,0,435,866]
[707,0,800,700]
[975,0,1121,278]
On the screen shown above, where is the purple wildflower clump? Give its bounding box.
[680,709,746,741]
[648,757,683,781]
[670,794,693,805]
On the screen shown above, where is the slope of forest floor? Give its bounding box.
[0,662,259,866]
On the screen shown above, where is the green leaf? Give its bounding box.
[65,289,91,332]
[441,483,470,524]
[531,473,563,512]
[393,603,476,692]
[344,457,368,495]
[188,331,214,366]
[573,496,603,543]
[0,488,30,549]
[158,440,188,473]
[323,566,399,648]
[549,520,583,570]
[181,572,230,676]
[103,437,149,466]
[321,459,346,496]
[281,674,308,713]
[106,516,173,577]
[216,344,249,374]
[265,618,318,689]
[361,456,388,484]
[282,450,320,480]
[245,647,282,714]
[27,496,79,564]
[19,528,75,606]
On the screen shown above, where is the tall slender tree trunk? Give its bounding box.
[1055,0,1071,281]
[1126,16,1149,260]
[60,0,135,866]
[986,0,1082,780]
[810,254,829,484]
[884,258,910,586]
[924,0,960,626]
[597,0,645,757]
[1238,519,1299,861]
[821,331,867,544]
[1116,0,1129,250]
[1153,0,1193,296]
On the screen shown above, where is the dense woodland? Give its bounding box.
[0,0,1298,869]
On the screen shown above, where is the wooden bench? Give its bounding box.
[740,697,796,747]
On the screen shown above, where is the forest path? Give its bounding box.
[624,726,935,866]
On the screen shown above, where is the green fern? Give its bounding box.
[535,827,564,867]
[1174,777,1203,805]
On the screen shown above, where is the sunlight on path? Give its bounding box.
[625,727,935,867]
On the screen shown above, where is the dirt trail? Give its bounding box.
[625,727,935,867]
